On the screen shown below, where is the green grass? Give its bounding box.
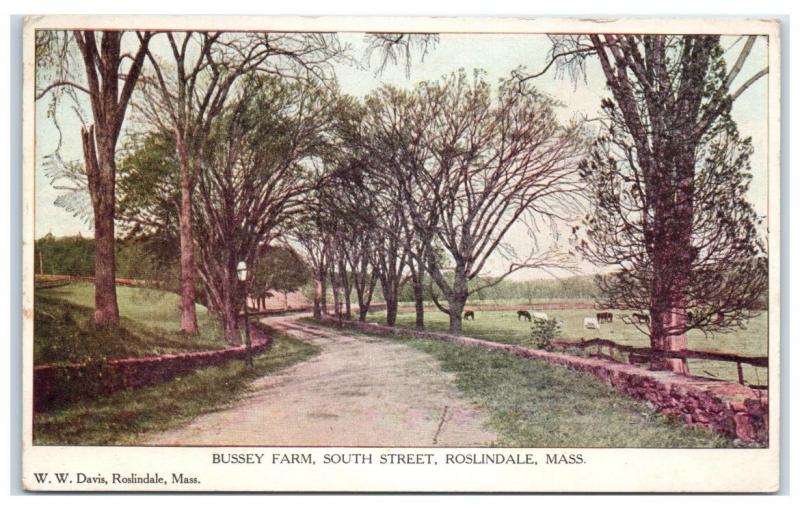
[306,319,733,448]
[369,309,768,386]
[33,332,320,445]
[35,282,226,365]
[395,297,593,308]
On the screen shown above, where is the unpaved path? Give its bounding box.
[143,315,497,446]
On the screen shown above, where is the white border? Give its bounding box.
[19,15,782,493]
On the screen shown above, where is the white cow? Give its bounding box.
[531,311,549,323]
[583,317,600,330]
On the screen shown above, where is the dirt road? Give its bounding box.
[143,315,497,446]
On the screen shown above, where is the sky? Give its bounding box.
[34,32,770,279]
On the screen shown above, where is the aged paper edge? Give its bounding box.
[20,15,781,493]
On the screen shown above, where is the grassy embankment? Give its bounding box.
[35,282,226,364]
[304,318,734,448]
[33,282,320,445]
[368,309,768,386]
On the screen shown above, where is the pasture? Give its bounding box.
[369,308,768,386]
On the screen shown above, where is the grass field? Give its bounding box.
[33,332,320,445]
[307,319,734,447]
[35,282,226,365]
[368,308,768,386]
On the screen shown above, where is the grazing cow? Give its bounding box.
[463,310,475,321]
[531,311,549,323]
[633,312,650,324]
[596,312,613,324]
[583,317,600,330]
[517,310,532,322]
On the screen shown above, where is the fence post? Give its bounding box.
[737,362,744,385]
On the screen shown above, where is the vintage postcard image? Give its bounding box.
[21,16,781,492]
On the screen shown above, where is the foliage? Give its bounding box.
[191,73,341,340]
[34,234,95,276]
[533,35,770,366]
[580,105,768,334]
[529,318,561,350]
[34,234,172,282]
[250,245,311,299]
[116,129,181,259]
[359,69,584,333]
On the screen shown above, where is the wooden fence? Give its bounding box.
[550,338,768,389]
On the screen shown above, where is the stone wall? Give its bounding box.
[34,327,272,412]
[323,318,769,444]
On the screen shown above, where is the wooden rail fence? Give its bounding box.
[550,338,768,389]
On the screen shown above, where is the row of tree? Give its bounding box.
[36,31,769,373]
[37,30,352,343]
[297,69,584,333]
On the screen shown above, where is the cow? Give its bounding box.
[633,312,650,324]
[583,317,600,330]
[531,311,549,323]
[517,310,532,322]
[596,312,613,324]
[463,310,475,321]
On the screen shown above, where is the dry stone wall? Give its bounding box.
[34,328,272,412]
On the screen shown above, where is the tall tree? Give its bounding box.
[294,204,334,320]
[368,71,583,333]
[36,30,152,324]
[360,85,440,329]
[529,35,769,372]
[137,31,349,334]
[193,75,336,343]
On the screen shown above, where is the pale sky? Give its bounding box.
[34,32,770,279]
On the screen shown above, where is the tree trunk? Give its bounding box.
[338,259,352,318]
[321,277,328,315]
[385,295,398,327]
[652,313,689,373]
[332,285,341,319]
[92,188,119,325]
[221,262,240,345]
[379,276,400,326]
[648,149,693,374]
[313,278,323,319]
[222,304,240,345]
[448,266,468,334]
[82,127,120,325]
[177,141,198,335]
[71,32,151,326]
[355,270,377,322]
[413,273,425,330]
[448,299,464,334]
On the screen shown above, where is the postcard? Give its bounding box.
[21,15,781,492]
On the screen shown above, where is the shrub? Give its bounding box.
[529,318,561,350]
